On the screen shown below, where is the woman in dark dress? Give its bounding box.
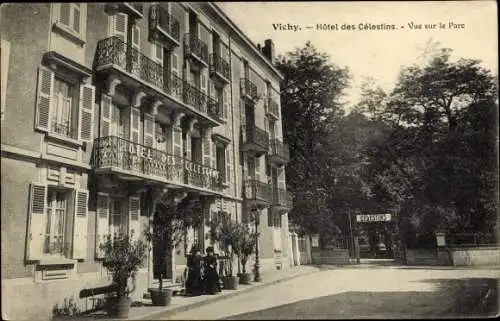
[203,246,221,294]
[185,246,203,296]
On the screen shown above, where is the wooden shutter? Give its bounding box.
[184,133,191,160]
[129,107,140,143]
[100,94,112,137]
[211,141,217,169]
[144,113,155,147]
[72,189,89,259]
[223,87,229,120]
[128,196,141,242]
[131,24,141,76]
[201,71,207,95]
[27,183,47,261]
[35,67,54,132]
[239,99,246,128]
[113,13,128,42]
[203,131,211,166]
[255,155,260,181]
[95,193,110,259]
[60,3,71,26]
[171,53,179,76]
[278,167,286,189]
[153,43,163,65]
[225,147,231,184]
[78,84,95,142]
[173,127,182,157]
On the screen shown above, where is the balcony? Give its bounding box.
[241,125,269,156]
[240,78,260,103]
[269,139,289,165]
[184,33,209,67]
[94,36,222,126]
[266,97,280,120]
[209,53,230,84]
[149,4,181,49]
[244,179,272,208]
[273,187,293,211]
[183,82,221,121]
[92,136,220,194]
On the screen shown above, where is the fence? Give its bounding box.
[446,233,497,248]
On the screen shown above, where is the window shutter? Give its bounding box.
[73,189,89,259]
[27,183,47,261]
[278,167,286,189]
[201,71,207,95]
[100,94,112,137]
[129,107,140,143]
[184,134,191,160]
[225,147,231,184]
[144,113,155,147]
[211,142,216,169]
[203,132,211,166]
[153,43,163,65]
[78,84,95,142]
[95,193,110,259]
[35,67,54,132]
[128,196,141,243]
[223,87,229,119]
[113,13,128,42]
[60,3,71,26]
[255,155,260,181]
[171,53,179,76]
[72,3,81,33]
[239,99,246,128]
[131,25,141,76]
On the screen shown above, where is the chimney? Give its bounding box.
[262,39,275,64]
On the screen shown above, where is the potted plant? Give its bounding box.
[209,212,239,290]
[145,190,203,305]
[235,224,257,285]
[100,233,147,319]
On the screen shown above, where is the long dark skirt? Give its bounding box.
[203,267,221,294]
[185,267,203,296]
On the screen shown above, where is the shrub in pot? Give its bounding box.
[100,233,147,319]
[209,212,239,290]
[234,224,257,285]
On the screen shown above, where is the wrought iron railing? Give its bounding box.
[92,136,220,191]
[208,99,223,120]
[240,78,259,101]
[184,33,209,65]
[209,53,230,80]
[183,82,217,115]
[244,179,272,202]
[273,187,293,208]
[95,37,219,119]
[270,139,290,162]
[245,125,269,151]
[267,97,280,117]
[150,4,180,42]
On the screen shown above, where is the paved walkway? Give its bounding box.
[160,265,500,320]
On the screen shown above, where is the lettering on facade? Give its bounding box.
[356,213,392,223]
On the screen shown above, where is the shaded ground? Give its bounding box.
[224,278,498,319]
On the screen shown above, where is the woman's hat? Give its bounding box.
[205,246,214,253]
[190,245,199,253]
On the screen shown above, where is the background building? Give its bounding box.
[0,2,292,320]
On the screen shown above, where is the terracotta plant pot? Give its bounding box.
[222,276,238,290]
[239,273,251,285]
[149,288,172,306]
[105,296,131,319]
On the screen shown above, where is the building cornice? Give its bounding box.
[208,2,284,82]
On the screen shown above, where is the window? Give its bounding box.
[58,3,82,35]
[44,189,69,256]
[26,184,89,261]
[189,69,200,89]
[216,145,226,183]
[35,66,95,142]
[109,199,127,240]
[52,78,74,137]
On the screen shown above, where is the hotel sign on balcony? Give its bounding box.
[356,213,392,223]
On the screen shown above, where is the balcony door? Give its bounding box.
[245,102,255,128]
[189,10,198,37]
[271,166,278,202]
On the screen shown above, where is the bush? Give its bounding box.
[100,234,148,298]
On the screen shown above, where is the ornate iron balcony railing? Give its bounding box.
[245,125,269,151]
[184,33,209,65]
[183,82,219,118]
[240,78,259,101]
[270,139,290,163]
[209,53,230,80]
[244,179,272,202]
[150,4,180,42]
[273,187,293,208]
[92,136,220,191]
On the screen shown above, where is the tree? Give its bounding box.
[362,46,498,241]
[275,41,350,238]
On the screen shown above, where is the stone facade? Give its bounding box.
[0,3,292,320]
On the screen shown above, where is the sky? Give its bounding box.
[216,1,498,109]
